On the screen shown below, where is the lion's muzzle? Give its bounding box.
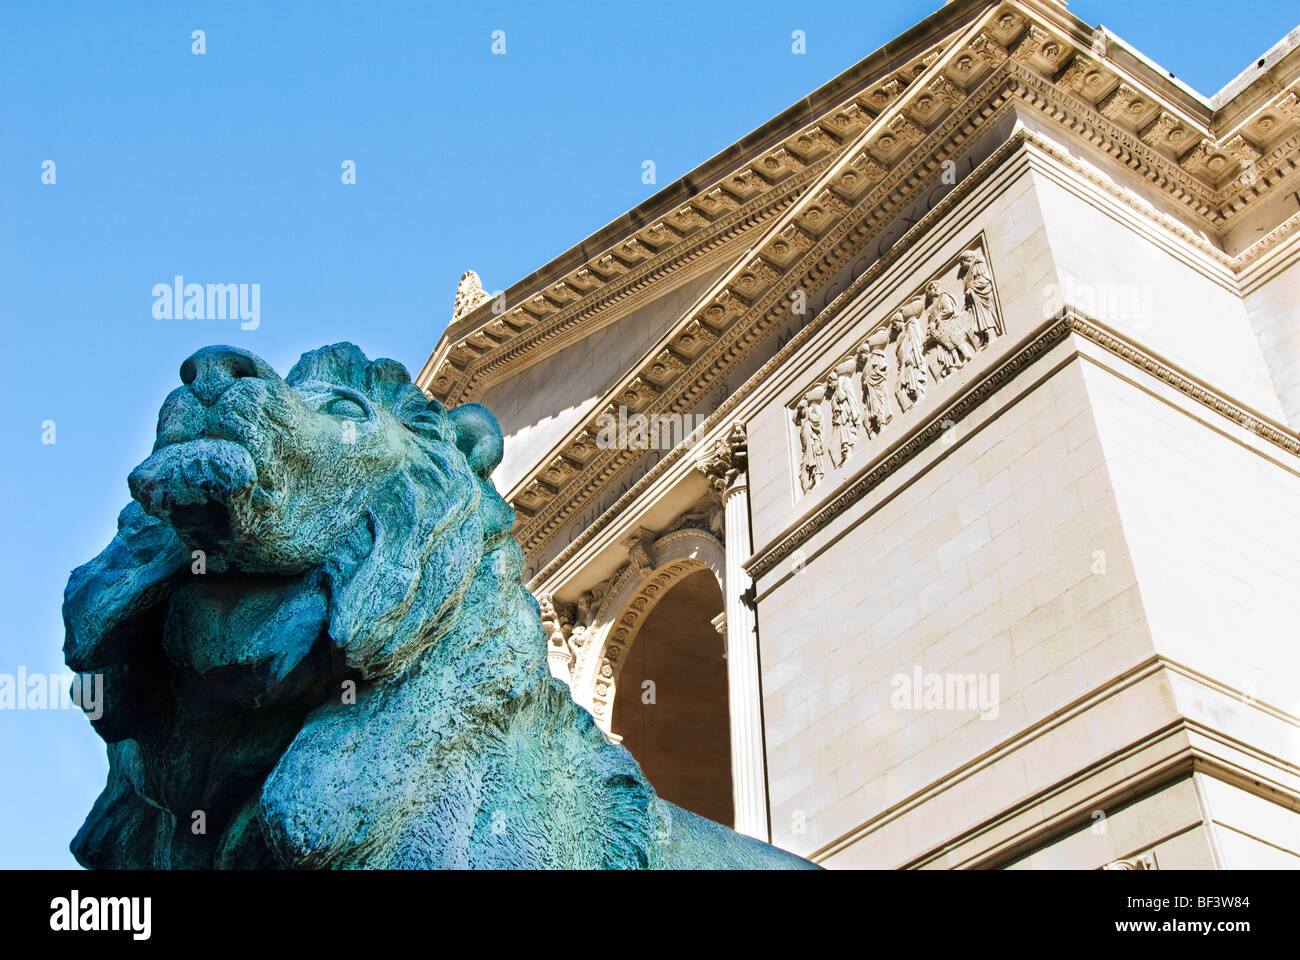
[129,346,292,552]
[128,438,258,545]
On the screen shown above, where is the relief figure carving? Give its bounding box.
[856,328,893,440]
[793,399,825,493]
[891,300,928,413]
[826,369,861,468]
[791,242,1001,498]
[924,279,975,379]
[959,250,1001,347]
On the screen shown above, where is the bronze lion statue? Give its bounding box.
[64,342,814,869]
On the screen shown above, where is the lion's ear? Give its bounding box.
[448,404,504,480]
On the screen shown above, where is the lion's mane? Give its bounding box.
[65,343,812,870]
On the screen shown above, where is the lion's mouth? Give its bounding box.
[128,438,261,535]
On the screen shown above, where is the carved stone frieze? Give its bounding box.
[789,239,1003,498]
[855,327,894,441]
[666,496,725,542]
[792,397,825,494]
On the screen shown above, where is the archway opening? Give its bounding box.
[611,569,733,827]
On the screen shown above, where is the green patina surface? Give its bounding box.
[65,342,816,869]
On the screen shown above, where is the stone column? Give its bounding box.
[697,423,769,841]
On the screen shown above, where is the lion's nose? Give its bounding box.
[180,346,273,407]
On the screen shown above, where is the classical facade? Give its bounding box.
[416,0,1300,868]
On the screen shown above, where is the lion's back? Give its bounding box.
[651,800,822,870]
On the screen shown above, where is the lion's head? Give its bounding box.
[66,342,814,870]
[71,343,513,684]
[64,343,542,868]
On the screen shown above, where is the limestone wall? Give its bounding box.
[1084,357,1300,715]
[1244,255,1300,430]
[744,153,1300,867]
[1032,171,1286,421]
[756,347,1158,865]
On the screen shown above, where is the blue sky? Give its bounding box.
[1,0,1295,867]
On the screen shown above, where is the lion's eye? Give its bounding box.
[324,397,367,420]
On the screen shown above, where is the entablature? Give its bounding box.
[424,0,1300,573]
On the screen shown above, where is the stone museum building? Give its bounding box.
[417,0,1300,867]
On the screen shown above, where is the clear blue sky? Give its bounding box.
[1,0,1294,867]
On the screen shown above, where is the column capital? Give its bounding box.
[694,421,748,496]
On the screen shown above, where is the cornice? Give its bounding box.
[420,2,1300,412]
[444,1,1300,572]
[526,121,1300,595]
[509,24,1021,557]
[418,45,964,404]
[418,3,1026,402]
[432,184,810,403]
[1237,211,1300,293]
[417,6,1004,405]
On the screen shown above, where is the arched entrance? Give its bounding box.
[611,569,732,826]
[566,529,737,827]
